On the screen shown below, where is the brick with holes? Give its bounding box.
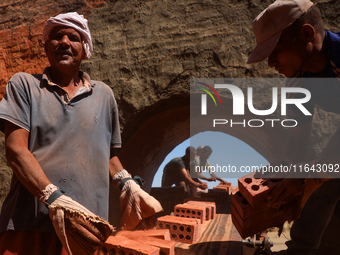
[231,189,270,219]
[156,215,201,244]
[238,172,283,206]
[185,201,216,220]
[99,235,160,255]
[174,203,206,223]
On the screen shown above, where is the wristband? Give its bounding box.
[120,176,145,190]
[45,189,65,208]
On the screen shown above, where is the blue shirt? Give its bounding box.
[287,31,340,125]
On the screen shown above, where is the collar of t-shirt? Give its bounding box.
[42,67,94,104]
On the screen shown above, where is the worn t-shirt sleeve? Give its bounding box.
[0,73,31,133]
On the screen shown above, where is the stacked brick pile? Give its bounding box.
[231,173,297,238]
[200,188,229,204]
[213,182,231,192]
[101,200,216,254]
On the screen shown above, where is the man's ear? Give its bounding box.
[82,45,88,60]
[301,24,315,43]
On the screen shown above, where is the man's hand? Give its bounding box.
[206,177,217,182]
[198,181,208,190]
[46,190,114,255]
[63,214,109,250]
[113,170,163,231]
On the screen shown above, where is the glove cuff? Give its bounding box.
[45,189,65,208]
[40,184,65,208]
[112,169,145,190]
[120,176,145,190]
[40,184,59,204]
[112,169,131,189]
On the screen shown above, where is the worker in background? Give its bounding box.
[247,0,340,254]
[162,146,208,197]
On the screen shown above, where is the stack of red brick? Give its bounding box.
[199,182,232,204]
[231,172,297,239]
[213,182,231,192]
[101,200,217,254]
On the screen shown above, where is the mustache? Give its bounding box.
[55,46,73,56]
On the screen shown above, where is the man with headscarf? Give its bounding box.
[0,12,162,255]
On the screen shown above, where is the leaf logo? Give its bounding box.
[197,82,223,106]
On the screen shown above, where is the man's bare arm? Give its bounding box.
[109,148,124,180]
[180,168,208,189]
[195,171,216,182]
[5,121,51,200]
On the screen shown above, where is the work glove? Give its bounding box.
[112,169,163,230]
[41,184,114,255]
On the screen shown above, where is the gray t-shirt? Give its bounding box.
[190,157,211,179]
[0,69,121,232]
[161,157,187,187]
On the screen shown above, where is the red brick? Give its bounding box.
[213,185,229,193]
[231,203,287,239]
[231,189,270,219]
[231,202,286,229]
[201,189,227,204]
[100,236,160,255]
[213,182,232,193]
[156,215,201,244]
[116,229,171,241]
[182,202,211,221]
[238,172,282,206]
[117,232,175,255]
[174,203,206,223]
[185,200,216,220]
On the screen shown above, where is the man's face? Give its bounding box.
[45,26,85,71]
[267,30,309,77]
[201,150,211,160]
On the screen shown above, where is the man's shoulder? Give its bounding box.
[326,31,340,67]
[7,72,42,92]
[171,157,184,163]
[10,72,42,84]
[91,79,116,96]
[167,157,185,167]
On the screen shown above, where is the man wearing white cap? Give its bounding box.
[0,12,162,255]
[248,0,340,254]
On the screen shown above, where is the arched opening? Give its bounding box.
[151,131,269,189]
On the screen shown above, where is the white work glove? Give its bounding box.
[112,169,163,230]
[41,184,114,255]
